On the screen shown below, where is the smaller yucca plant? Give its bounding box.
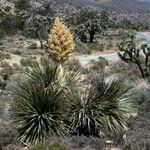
[11,59,68,144]
[47,17,75,63]
[69,77,134,136]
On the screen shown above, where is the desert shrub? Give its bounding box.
[75,40,89,53]
[86,43,104,52]
[65,136,105,150]
[48,142,66,150]
[133,88,150,107]
[37,2,54,16]
[129,80,150,114]
[68,77,134,136]
[0,27,6,39]
[30,141,66,150]
[0,123,19,148]
[0,99,5,117]
[0,52,11,60]
[123,128,150,150]
[83,49,92,55]
[3,144,22,150]
[6,74,29,92]
[0,41,4,46]
[3,5,11,12]
[0,63,13,80]
[12,50,22,55]
[64,59,82,72]
[30,136,105,150]
[0,79,7,90]
[27,43,38,49]
[90,56,109,72]
[13,63,22,72]
[0,46,6,51]
[110,61,140,81]
[0,13,17,34]
[20,57,38,67]
[24,15,51,39]
[0,61,9,68]
[15,0,31,11]
[118,19,149,31]
[123,83,150,150]
[11,59,69,144]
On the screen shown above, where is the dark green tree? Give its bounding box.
[15,0,31,11]
[66,10,108,43]
[24,15,52,49]
[0,13,17,34]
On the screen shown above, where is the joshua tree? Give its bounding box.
[118,34,150,82]
[66,10,108,43]
[47,17,75,63]
[25,15,52,49]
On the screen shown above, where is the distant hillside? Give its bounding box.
[6,0,150,24]
[138,0,150,2]
[54,0,150,14]
[8,0,150,14]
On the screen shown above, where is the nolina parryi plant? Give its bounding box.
[11,17,134,145]
[47,17,75,63]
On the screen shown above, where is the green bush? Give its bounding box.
[64,59,82,72]
[0,99,5,117]
[0,13,17,34]
[110,61,140,81]
[90,56,109,72]
[86,43,104,52]
[0,63,13,80]
[0,46,6,51]
[12,50,22,55]
[15,0,31,11]
[20,57,38,67]
[0,27,6,39]
[75,40,89,53]
[27,43,38,49]
[23,15,52,39]
[0,79,7,90]
[0,52,11,60]
[3,5,11,12]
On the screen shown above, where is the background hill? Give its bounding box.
[53,0,150,14]
[8,0,150,14]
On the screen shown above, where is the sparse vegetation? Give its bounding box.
[90,56,109,72]
[30,141,66,150]
[0,63,13,80]
[20,57,38,67]
[0,0,150,149]
[0,52,11,60]
[15,0,31,11]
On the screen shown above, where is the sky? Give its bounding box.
[138,0,150,2]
